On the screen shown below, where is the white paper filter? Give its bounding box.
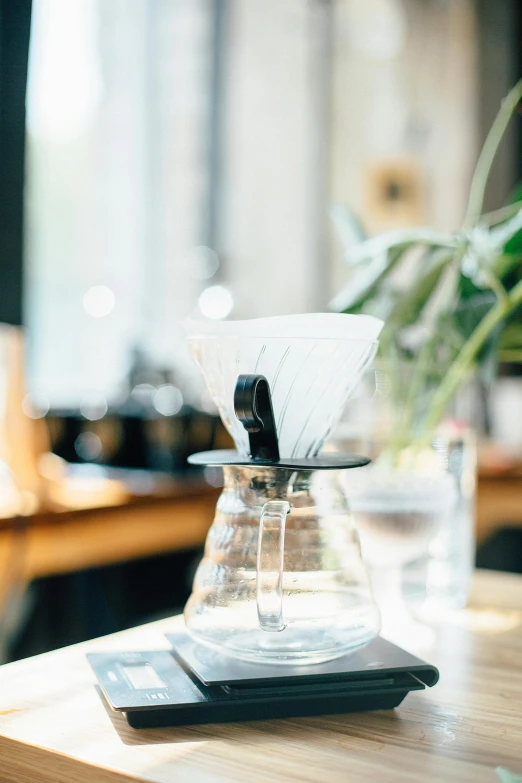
[185,314,383,459]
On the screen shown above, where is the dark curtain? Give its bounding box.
[0,0,32,326]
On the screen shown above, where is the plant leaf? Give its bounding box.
[494,253,522,281]
[329,205,367,258]
[504,228,522,256]
[384,251,452,336]
[329,245,408,313]
[342,228,458,266]
[481,200,522,226]
[490,206,522,249]
[499,322,522,348]
[498,349,522,362]
[506,182,522,204]
[454,287,497,338]
[478,325,501,388]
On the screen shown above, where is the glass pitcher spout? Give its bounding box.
[184,466,380,665]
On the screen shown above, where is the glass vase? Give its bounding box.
[339,426,476,647]
[402,430,476,615]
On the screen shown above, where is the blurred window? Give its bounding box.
[26,0,214,406]
[25,0,480,407]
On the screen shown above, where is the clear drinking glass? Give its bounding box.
[184,465,380,665]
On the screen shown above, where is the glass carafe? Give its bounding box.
[185,465,380,665]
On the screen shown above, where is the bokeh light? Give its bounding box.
[80,395,108,421]
[153,385,183,416]
[186,246,220,280]
[198,285,233,320]
[22,392,50,419]
[75,431,103,460]
[83,285,115,318]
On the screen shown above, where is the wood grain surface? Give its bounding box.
[0,570,521,783]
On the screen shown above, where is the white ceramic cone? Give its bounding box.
[185,313,383,459]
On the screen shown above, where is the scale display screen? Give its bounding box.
[122,663,166,690]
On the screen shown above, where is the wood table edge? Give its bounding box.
[0,732,145,783]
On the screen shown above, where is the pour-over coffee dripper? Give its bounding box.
[186,313,382,460]
[183,314,383,665]
[87,314,440,727]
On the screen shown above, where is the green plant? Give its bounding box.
[331,79,522,461]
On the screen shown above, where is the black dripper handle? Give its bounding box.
[234,374,280,462]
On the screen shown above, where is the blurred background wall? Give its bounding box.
[20,0,521,412]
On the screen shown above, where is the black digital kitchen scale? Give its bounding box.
[88,630,438,729]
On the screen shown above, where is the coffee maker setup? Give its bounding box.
[88,315,438,728]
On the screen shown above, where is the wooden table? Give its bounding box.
[477,468,522,546]
[0,471,219,659]
[0,472,219,582]
[0,569,521,783]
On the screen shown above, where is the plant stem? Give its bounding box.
[401,335,435,439]
[422,276,522,434]
[464,79,522,228]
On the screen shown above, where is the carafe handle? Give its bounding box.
[256,500,290,632]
